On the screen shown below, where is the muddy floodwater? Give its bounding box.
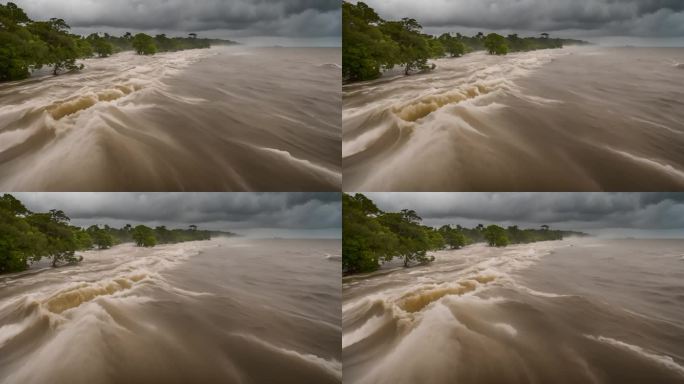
[343,47,684,191]
[0,238,342,384]
[342,239,684,384]
[0,47,341,191]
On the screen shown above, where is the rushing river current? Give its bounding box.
[0,47,341,191]
[343,47,684,191]
[342,239,684,384]
[0,238,341,384]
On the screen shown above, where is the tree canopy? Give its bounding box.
[0,2,236,81]
[132,33,157,55]
[0,194,217,274]
[484,33,509,56]
[343,193,441,273]
[342,193,588,274]
[132,224,157,247]
[342,1,587,82]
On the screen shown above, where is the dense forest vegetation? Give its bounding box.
[0,194,221,274]
[0,2,236,81]
[343,193,587,274]
[342,1,589,81]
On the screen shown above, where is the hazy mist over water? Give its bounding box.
[0,238,342,384]
[342,238,684,384]
[0,46,341,191]
[343,47,684,191]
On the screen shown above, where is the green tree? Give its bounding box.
[27,18,84,75]
[87,34,114,57]
[0,194,47,272]
[426,36,444,58]
[26,209,82,267]
[1,194,216,274]
[132,33,157,55]
[0,2,48,81]
[132,225,157,247]
[341,194,586,276]
[439,225,467,249]
[484,225,510,247]
[342,1,399,81]
[438,33,466,57]
[381,18,432,75]
[378,209,435,267]
[86,225,115,249]
[342,193,399,273]
[484,33,509,55]
[72,229,93,250]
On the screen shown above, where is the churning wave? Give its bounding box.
[0,47,341,191]
[343,47,684,191]
[343,240,684,384]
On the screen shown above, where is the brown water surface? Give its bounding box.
[342,239,684,383]
[343,47,684,191]
[0,47,341,191]
[0,238,342,384]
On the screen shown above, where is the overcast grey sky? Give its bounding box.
[14,0,341,46]
[14,193,341,239]
[362,193,684,238]
[358,0,684,46]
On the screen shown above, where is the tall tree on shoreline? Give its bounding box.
[484,33,508,55]
[132,33,157,55]
[342,1,399,81]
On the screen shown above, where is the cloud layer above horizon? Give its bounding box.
[14,0,341,45]
[358,0,684,44]
[13,193,342,238]
[362,193,684,237]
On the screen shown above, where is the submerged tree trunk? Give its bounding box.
[404,255,410,267]
[405,64,410,76]
[53,65,59,76]
[52,255,58,268]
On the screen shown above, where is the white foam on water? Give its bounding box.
[2,302,131,384]
[0,312,40,348]
[324,253,342,261]
[344,243,558,320]
[0,241,212,353]
[513,283,571,298]
[607,147,684,181]
[344,51,560,154]
[355,302,464,384]
[585,335,684,376]
[232,332,342,380]
[342,120,394,157]
[259,147,342,185]
[630,117,682,135]
[493,322,518,337]
[0,49,218,190]
[342,313,389,349]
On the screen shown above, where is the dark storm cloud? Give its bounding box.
[14,0,340,42]
[362,193,684,233]
[360,0,684,40]
[12,193,341,237]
